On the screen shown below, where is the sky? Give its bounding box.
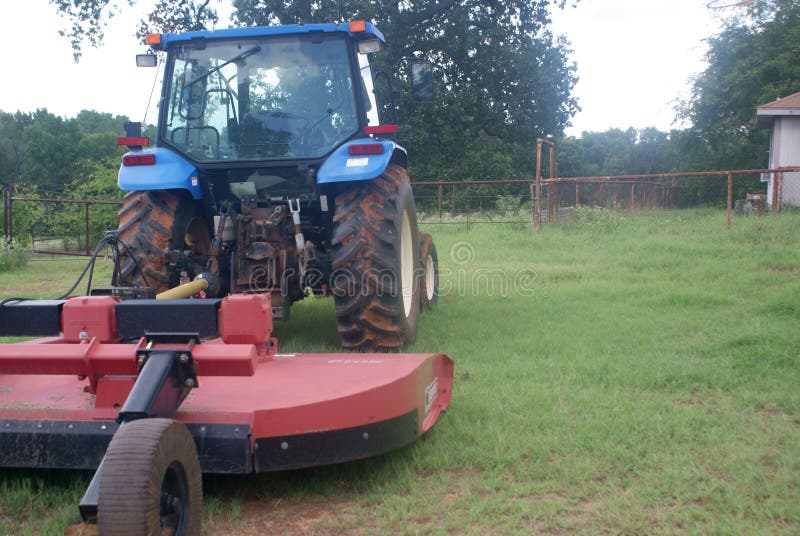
[549,0,725,136]
[0,0,728,137]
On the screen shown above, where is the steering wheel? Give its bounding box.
[294,111,340,153]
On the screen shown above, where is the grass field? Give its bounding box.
[1,208,799,534]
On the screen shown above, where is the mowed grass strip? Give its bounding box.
[1,209,799,535]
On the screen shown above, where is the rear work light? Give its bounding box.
[123,154,156,166]
[348,144,384,156]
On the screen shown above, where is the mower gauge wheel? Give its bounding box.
[98,419,202,536]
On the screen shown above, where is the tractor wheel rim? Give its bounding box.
[400,209,413,318]
[160,462,189,534]
[425,252,435,301]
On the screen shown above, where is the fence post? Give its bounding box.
[437,182,443,221]
[451,183,456,217]
[2,187,6,239]
[554,183,560,220]
[8,184,13,243]
[771,172,778,209]
[630,183,635,211]
[776,170,783,214]
[599,183,605,208]
[575,183,580,206]
[534,140,542,235]
[84,202,91,255]
[726,173,732,229]
[548,145,555,224]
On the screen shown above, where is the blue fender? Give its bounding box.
[317,139,407,185]
[118,148,203,199]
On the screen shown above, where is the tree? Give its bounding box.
[49,0,218,61]
[0,108,129,192]
[0,112,29,185]
[683,0,800,170]
[234,1,579,182]
[48,1,579,185]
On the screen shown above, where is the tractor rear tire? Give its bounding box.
[419,232,439,310]
[331,165,421,350]
[98,418,203,536]
[117,190,209,294]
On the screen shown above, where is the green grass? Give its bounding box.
[2,209,799,534]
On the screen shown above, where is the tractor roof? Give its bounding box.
[149,21,384,50]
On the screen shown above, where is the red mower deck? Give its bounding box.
[0,294,453,524]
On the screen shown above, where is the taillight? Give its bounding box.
[364,125,398,135]
[117,137,149,147]
[348,143,384,155]
[123,154,156,166]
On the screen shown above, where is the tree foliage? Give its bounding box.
[50,0,218,61]
[683,0,800,169]
[233,1,578,182]
[0,109,127,190]
[50,0,579,183]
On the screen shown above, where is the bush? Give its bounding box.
[573,205,626,230]
[0,238,29,272]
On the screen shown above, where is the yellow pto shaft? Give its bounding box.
[156,278,209,300]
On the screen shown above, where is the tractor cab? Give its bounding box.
[144,22,384,171]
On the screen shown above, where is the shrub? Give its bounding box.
[0,238,29,272]
[573,205,626,230]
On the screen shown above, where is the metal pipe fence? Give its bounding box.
[409,166,798,233]
[2,164,798,256]
[1,185,122,256]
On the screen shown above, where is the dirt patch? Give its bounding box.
[204,497,360,536]
[64,524,97,536]
[762,404,798,426]
[766,264,799,274]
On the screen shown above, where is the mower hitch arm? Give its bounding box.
[80,343,199,522]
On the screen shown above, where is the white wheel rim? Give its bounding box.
[425,251,435,301]
[400,209,413,318]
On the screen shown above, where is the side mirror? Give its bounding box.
[136,54,158,67]
[411,61,434,104]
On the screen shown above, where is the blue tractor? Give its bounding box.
[117,21,439,349]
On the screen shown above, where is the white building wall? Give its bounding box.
[768,116,800,207]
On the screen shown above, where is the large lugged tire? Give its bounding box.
[117,191,209,293]
[419,232,439,310]
[331,165,421,349]
[98,418,203,536]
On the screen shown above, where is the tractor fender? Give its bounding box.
[317,139,407,184]
[118,147,203,199]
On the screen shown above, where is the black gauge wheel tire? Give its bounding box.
[98,418,203,536]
